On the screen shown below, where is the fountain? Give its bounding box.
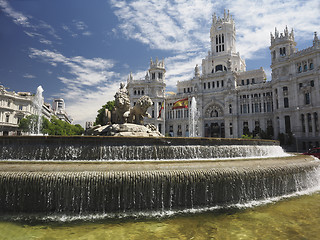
[0,84,319,218]
[0,136,319,216]
[31,86,44,135]
[189,97,199,137]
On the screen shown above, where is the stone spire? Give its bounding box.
[313,32,319,47]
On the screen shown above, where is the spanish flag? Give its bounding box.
[172,98,188,109]
[158,102,164,118]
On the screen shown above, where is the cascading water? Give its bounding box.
[189,97,199,137]
[0,136,319,217]
[32,86,44,135]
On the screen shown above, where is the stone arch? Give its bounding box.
[204,103,224,118]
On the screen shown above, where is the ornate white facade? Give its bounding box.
[126,11,320,151]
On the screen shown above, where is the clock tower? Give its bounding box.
[210,9,236,56]
[202,10,246,75]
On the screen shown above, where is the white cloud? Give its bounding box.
[28,48,124,126]
[59,82,121,126]
[110,0,320,60]
[0,0,30,27]
[82,31,92,36]
[110,0,215,52]
[23,73,36,79]
[226,0,320,58]
[29,48,116,86]
[62,20,92,38]
[0,0,58,44]
[73,20,87,31]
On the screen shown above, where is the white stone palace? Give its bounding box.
[126,11,320,151]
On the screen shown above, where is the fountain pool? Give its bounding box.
[0,192,320,239]
[0,135,319,239]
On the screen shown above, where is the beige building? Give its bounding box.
[127,11,320,151]
[0,85,72,135]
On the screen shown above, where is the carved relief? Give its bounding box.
[205,104,224,118]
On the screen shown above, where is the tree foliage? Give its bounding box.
[19,115,84,136]
[94,100,115,126]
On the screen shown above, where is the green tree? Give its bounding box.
[19,115,40,133]
[94,100,115,126]
[19,115,84,136]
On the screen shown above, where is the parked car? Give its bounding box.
[302,147,320,158]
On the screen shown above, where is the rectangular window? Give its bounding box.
[284,97,289,108]
[254,103,259,113]
[285,116,291,133]
[314,113,319,132]
[305,93,310,105]
[217,81,219,87]
[243,104,247,114]
[203,83,206,89]
[267,102,272,112]
[308,113,312,132]
[310,80,314,87]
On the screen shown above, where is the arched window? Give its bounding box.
[280,47,286,56]
[215,65,223,72]
[304,64,308,71]
[216,36,218,45]
[298,66,302,73]
[309,62,314,70]
[222,34,224,43]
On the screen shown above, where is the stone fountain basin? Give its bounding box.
[0,154,317,172]
[0,136,319,215]
[0,136,283,160]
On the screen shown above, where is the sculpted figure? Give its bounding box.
[126,95,153,125]
[104,83,130,124]
[113,90,131,124]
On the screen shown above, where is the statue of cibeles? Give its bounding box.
[126,95,153,125]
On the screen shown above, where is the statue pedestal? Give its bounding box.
[88,123,163,137]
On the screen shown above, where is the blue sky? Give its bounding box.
[0,0,319,126]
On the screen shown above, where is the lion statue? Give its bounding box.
[104,83,131,124]
[126,95,153,125]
